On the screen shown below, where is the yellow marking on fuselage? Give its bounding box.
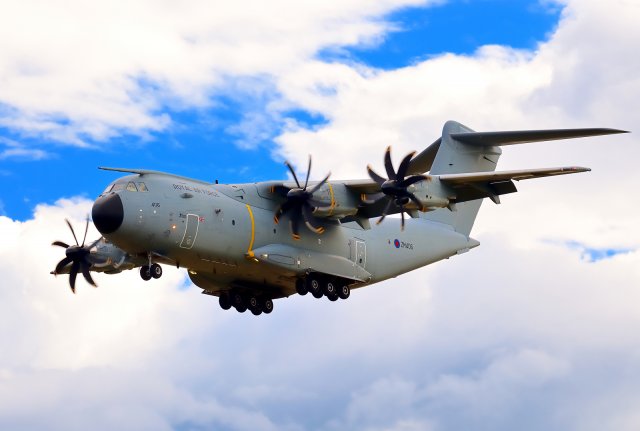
[245,204,256,258]
[328,182,336,216]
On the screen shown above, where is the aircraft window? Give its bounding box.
[126,182,138,192]
[138,182,148,192]
[102,184,114,194]
[112,182,126,192]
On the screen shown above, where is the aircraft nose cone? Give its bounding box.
[92,193,124,234]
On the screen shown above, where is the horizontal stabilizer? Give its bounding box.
[438,166,590,204]
[451,128,628,146]
[438,166,591,184]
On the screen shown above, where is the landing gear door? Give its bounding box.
[356,240,366,268]
[349,238,367,278]
[180,213,200,249]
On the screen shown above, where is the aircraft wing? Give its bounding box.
[438,166,590,204]
[268,166,590,221]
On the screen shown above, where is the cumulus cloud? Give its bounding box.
[2,198,640,430]
[0,137,49,160]
[0,0,431,144]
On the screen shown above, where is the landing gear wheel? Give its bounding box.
[323,281,337,297]
[140,265,152,281]
[307,275,323,298]
[248,296,260,309]
[262,298,274,314]
[219,294,232,310]
[232,292,247,313]
[150,263,162,279]
[338,285,350,300]
[327,292,339,302]
[248,296,263,315]
[295,278,308,296]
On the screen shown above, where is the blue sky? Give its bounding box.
[0,0,561,221]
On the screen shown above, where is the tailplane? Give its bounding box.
[413,121,626,236]
[420,121,500,236]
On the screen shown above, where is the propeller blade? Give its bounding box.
[81,262,97,287]
[69,261,80,294]
[376,200,394,225]
[408,193,426,212]
[303,155,311,190]
[308,172,331,194]
[400,174,428,188]
[396,151,416,180]
[274,200,295,223]
[66,218,79,246]
[284,161,301,188]
[302,204,325,234]
[361,192,385,204]
[290,215,301,240]
[81,217,89,247]
[369,147,427,230]
[54,256,73,274]
[384,146,396,180]
[54,220,102,292]
[367,166,387,186]
[277,156,331,236]
[271,185,290,198]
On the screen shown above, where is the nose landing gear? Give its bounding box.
[140,263,163,281]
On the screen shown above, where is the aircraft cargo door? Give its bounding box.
[180,213,200,249]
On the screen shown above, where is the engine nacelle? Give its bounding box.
[406,178,451,210]
[91,239,140,273]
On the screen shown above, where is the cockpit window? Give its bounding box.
[112,182,126,192]
[107,181,147,193]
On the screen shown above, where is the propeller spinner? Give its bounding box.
[363,146,429,230]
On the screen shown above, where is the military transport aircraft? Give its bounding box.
[51,121,627,315]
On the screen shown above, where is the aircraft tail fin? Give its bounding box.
[417,121,500,236]
[413,121,625,236]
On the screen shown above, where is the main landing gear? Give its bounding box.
[140,263,163,281]
[218,291,274,316]
[296,274,351,302]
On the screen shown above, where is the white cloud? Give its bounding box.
[0,137,49,160]
[1,198,640,429]
[0,0,431,144]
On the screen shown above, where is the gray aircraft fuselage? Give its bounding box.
[94,172,476,299]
